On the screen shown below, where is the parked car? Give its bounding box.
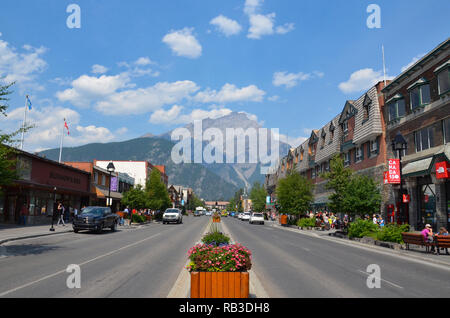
[237,212,243,220]
[73,206,118,233]
[193,210,202,217]
[241,212,251,221]
[205,211,212,216]
[249,212,265,225]
[163,208,183,224]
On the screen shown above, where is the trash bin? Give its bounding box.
[280,215,288,226]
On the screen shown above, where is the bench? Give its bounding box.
[401,233,434,253]
[435,235,450,255]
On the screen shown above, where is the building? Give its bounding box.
[205,201,230,211]
[0,149,91,225]
[64,162,128,212]
[382,38,450,231]
[94,160,168,188]
[168,185,181,208]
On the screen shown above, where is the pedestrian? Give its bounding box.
[20,204,28,226]
[421,224,435,252]
[378,216,385,227]
[57,202,66,226]
[437,227,449,254]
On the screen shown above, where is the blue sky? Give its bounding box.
[0,0,449,152]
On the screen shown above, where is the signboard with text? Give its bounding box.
[387,159,401,184]
[436,161,449,179]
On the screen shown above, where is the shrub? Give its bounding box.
[202,232,231,246]
[348,219,378,239]
[297,217,316,228]
[132,214,146,223]
[376,223,410,244]
[187,244,252,272]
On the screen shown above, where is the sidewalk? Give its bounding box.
[0,223,73,245]
[267,221,450,267]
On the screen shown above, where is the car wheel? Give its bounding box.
[96,224,103,234]
[74,228,79,233]
[111,221,117,232]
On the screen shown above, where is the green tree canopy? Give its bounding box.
[146,168,171,211]
[276,171,314,216]
[250,181,267,212]
[321,155,352,215]
[121,185,148,210]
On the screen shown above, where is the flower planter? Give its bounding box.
[190,272,249,298]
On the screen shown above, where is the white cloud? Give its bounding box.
[210,15,242,37]
[275,23,295,34]
[135,57,154,66]
[149,105,184,124]
[273,71,322,88]
[95,80,200,115]
[248,13,275,39]
[338,68,391,94]
[244,0,263,15]
[401,53,425,72]
[194,83,265,103]
[268,95,280,102]
[91,64,108,74]
[0,37,47,91]
[149,105,234,125]
[271,130,307,148]
[162,27,202,59]
[56,74,132,108]
[0,105,115,151]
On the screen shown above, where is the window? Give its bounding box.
[437,67,450,95]
[415,126,434,152]
[356,146,364,162]
[410,84,431,109]
[342,121,348,134]
[94,172,98,184]
[102,175,106,186]
[388,98,405,122]
[443,118,450,144]
[300,150,304,161]
[344,152,351,166]
[369,139,378,156]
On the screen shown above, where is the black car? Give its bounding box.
[73,207,119,233]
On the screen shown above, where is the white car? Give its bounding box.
[249,212,265,225]
[241,212,251,221]
[237,212,244,220]
[205,211,212,216]
[162,208,183,224]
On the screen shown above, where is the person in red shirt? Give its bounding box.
[20,204,29,226]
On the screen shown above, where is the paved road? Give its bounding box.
[223,217,450,298]
[0,216,209,298]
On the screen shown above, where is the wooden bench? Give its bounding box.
[401,232,434,253]
[435,235,450,255]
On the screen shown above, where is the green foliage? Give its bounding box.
[321,155,352,215]
[250,181,267,212]
[187,244,252,272]
[121,185,149,210]
[344,175,382,217]
[297,217,316,228]
[276,171,314,216]
[187,193,205,211]
[132,214,147,223]
[376,223,410,244]
[201,231,231,246]
[348,219,379,239]
[146,168,171,211]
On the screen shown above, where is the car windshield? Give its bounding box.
[80,207,104,216]
[165,209,179,213]
[253,213,263,217]
[244,212,251,216]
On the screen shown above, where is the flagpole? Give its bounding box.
[20,95,28,150]
[382,44,387,86]
[59,118,65,163]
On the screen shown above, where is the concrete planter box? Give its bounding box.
[190,272,249,298]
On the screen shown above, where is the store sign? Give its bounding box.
[266,196,271,204]
[424,195,429,203]
[387,159,401,184]
[403,194,410,203]
[110,177,118,192]
[383,171,389,184]
[436,161,449,179]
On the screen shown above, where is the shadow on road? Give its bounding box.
[2,244,61,257]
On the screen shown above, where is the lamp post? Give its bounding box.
[50,187,56,231]
[106,162,115,208]
[391,132,408,225]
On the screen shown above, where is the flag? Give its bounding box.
[26,95,32,110]
[64,119,70,135]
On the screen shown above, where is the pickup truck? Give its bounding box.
[73,206,119,233]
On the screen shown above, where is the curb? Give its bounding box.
[0,229,74,246]
[268,222,450,269]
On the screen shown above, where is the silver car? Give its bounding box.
[162,208,183,224]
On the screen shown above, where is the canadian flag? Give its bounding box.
[64,119,70,135]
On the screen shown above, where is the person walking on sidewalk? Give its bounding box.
[57,202,66,227]
[20,204,28,226]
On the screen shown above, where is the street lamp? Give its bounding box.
[107,161,115,207]
[391,132,407,224]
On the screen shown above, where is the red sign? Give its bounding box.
[424,195,429,203]
[383,171,389,184]
[403,194,410,203]
[436,161,449,179]
[387,159,401,184]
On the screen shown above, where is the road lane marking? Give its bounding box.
[0,232,161,297]
[356,270,404,289]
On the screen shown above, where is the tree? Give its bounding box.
[146,168,171,211]
[321,155,352,215]
[0,81,31,194]
[121,185,148,211]
[343,175,381,217]
[250,182,267,212]
[187,193,205,211]
[276,171,314,217]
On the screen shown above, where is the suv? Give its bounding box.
[163,208,183,224]
[73,207,119,233]
[249,212,265,225]
[241,212,251,221]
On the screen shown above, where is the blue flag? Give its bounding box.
[26,96,32,110]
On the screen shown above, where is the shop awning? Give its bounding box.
[95,186,123,200]
[402,157,433,177]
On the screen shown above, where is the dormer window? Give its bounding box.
[342,121,348,134]
[300,149,304,161]
[408,78,431,110]
[387,94,405,122]
[435,60,450,96]
[363,94,372,121]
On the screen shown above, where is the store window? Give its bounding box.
[443,118,450,144]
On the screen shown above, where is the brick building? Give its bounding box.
[382,38,450,231]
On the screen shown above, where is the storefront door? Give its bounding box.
[420,184,437,231]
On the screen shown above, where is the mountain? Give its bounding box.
[38,137,239,201]
[158,112,291,190]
